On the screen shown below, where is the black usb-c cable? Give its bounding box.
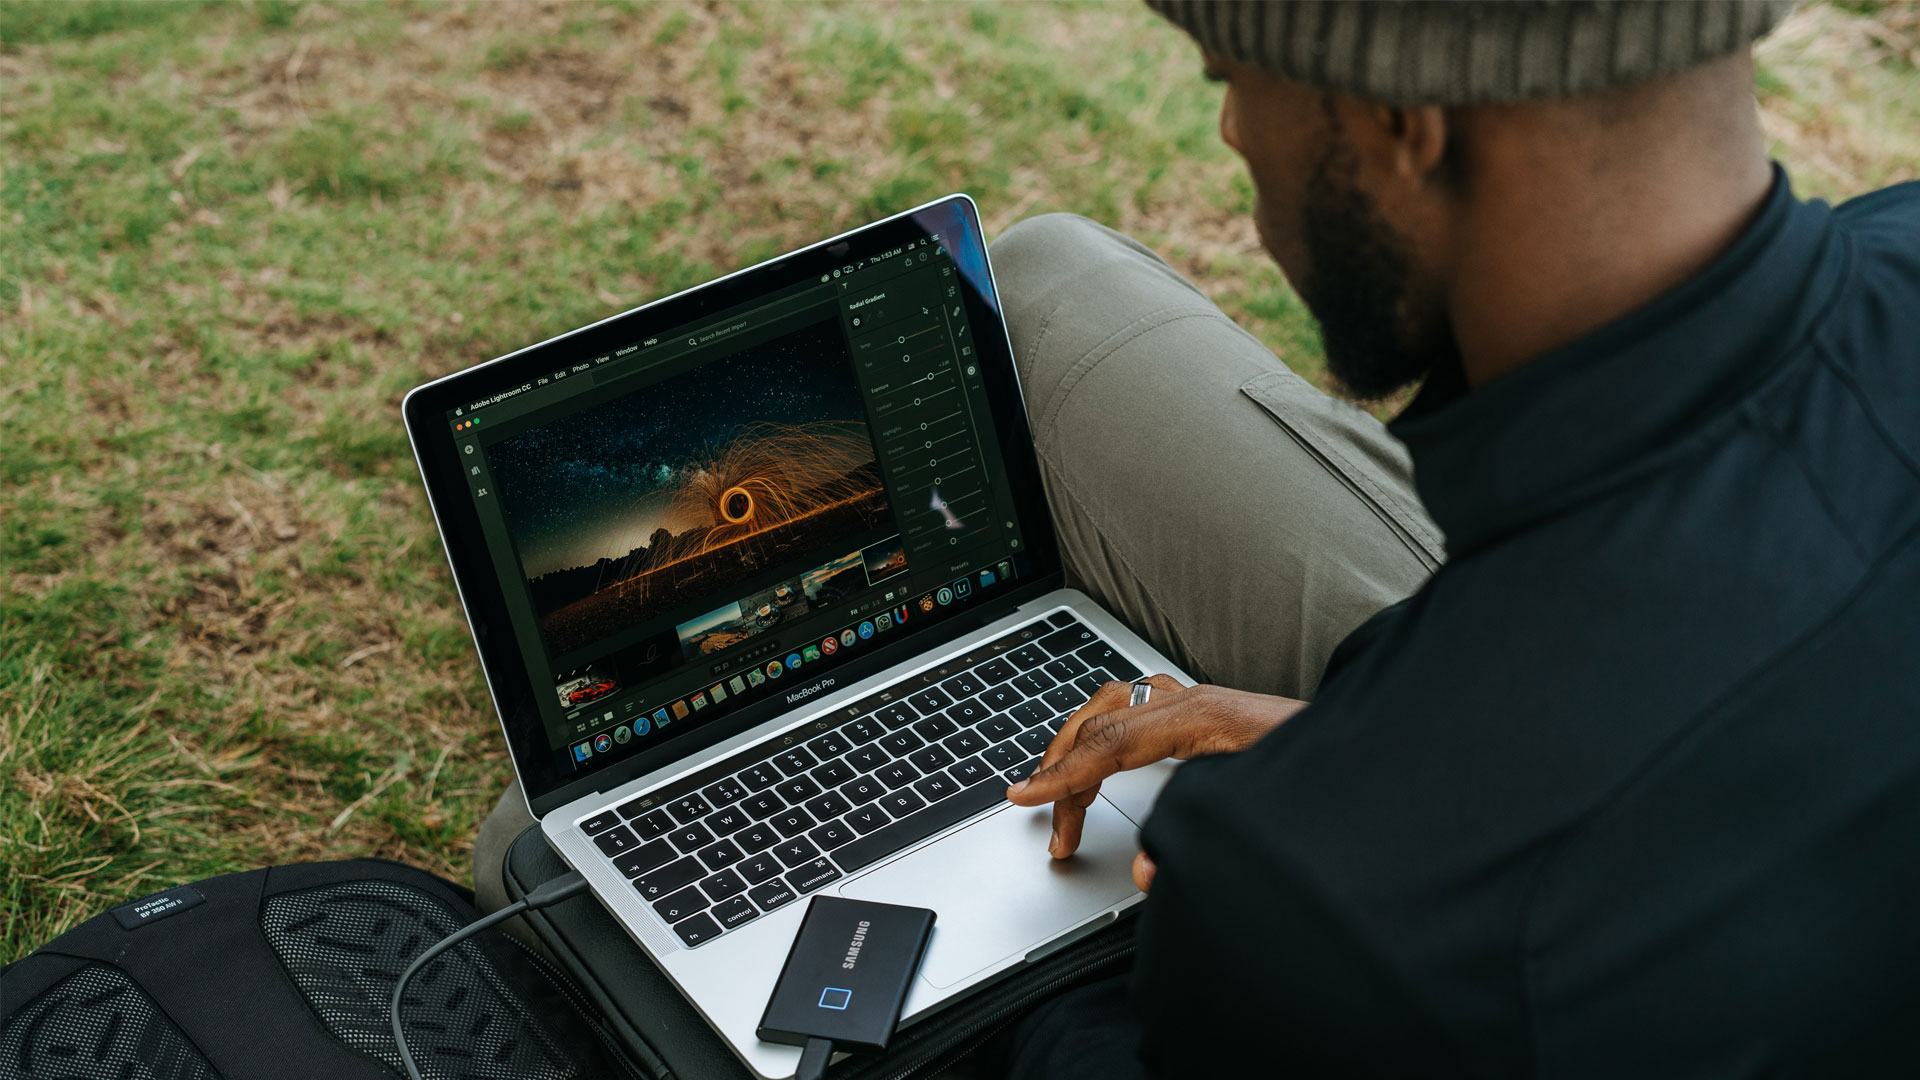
[389,871,591,1080]
[795,1036,834,1080]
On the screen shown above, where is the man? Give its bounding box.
[990,0,1920,1076]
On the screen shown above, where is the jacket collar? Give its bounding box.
[1389,167,1839,558]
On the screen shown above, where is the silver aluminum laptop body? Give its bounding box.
[403,195,1191,1078]
[547,593,1184,1078]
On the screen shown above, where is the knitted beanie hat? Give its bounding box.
[1144,0,1796,105]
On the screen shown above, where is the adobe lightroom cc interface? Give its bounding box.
[447,238,1028,774]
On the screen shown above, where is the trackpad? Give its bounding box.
[835,798,1139,989]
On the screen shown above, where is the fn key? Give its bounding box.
[673,912,721,947]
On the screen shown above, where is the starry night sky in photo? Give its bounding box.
[488,317,872,578]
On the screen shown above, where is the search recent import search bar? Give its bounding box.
[593,284,836,388]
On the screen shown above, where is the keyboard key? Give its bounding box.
[712,895,759,930]
[975,657,1019,685]
[806,790,853,820]
[737,852,783,886]
[702,776,747,807]
[833,779,1004,875]
[786,858,843,894]
[1039,624,1097,657]
[775,776,822,803]
[1041,684,1087,713]
[977,686,1022,712]
[811,758,856,788]
[1045,611,1079,629]
[907,688,952,714]
[1008,643,1050,670]
[1010,671,1054,697]
[845,804,891,834]
[913,772,960,802]
[940,671,986,699]
[808,730,853,760]
[707,805,751,835]
[741,764,783,791]
[841,776,887,805]
[912,713,960,741]
[875,761,921,790]
[634,857,704,901]
[740,792,785,819]
[750,879,798,912]
[775,837,822,868]
[1003,756,1042,784]
[592,825,640,858]
[943,729,990,757]
[1015,727,1053,755]
[808,819,856,850]
[667,822,715,853]
[947,756,994,786]
[668,794,711,823]
[874,702,920,729]
[880,789,927,819]
[1007,701,1050,728]
[1043,655,1090,682]
[613,840,675,879]
[1077,642,1143,681]
[770,808,816,838]
[976,715,1021,743]
[908,744,955,773]
[983,742,1026,771]
[774,748,818,776]
[842,717,886,744]
[735,823,779,854]
[845,745,890,772]
[697,838,744,871]
[652,885,706,923]
[946,698,991,726]
[1074,671,1115,698]
[879,729,925,756]
[699,868,746,903]
[580,810,621,836]
[673,912,721,947]
[629,808,674,840]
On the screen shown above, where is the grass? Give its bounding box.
[1,0,1915,962]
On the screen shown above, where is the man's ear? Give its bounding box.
[1353,100,1452,189]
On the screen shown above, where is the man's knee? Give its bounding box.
[993,212,1112,270]
[990,213,1206,410]
[990,212,1113,376]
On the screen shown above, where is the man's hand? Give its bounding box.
[1005,675,1309,871]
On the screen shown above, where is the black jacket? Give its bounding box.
[1133,171,1920,1077]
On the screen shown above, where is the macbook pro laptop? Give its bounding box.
[402,195,1192,1077]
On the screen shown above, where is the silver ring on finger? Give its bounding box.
[1129,681,1152,708]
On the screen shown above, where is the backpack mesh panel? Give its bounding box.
[2,963,221,1080]
[260,879,582,1080]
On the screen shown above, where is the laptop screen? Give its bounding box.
[408,198,1053,811]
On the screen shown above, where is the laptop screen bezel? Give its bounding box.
[402,194,1064,818]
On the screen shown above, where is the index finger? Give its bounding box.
[1007,673,1188,804]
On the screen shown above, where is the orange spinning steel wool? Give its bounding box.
[661,421,878,555]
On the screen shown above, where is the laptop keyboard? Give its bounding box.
[576,611,1143,948]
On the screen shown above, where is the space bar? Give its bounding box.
[833,780,1007,874]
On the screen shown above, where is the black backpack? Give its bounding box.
[1,859,642,1080]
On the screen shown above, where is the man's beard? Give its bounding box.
[1293,147,1460,400]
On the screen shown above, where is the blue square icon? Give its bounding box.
[818,987,852,1011]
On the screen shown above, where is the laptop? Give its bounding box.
[402,194,1192,1078]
